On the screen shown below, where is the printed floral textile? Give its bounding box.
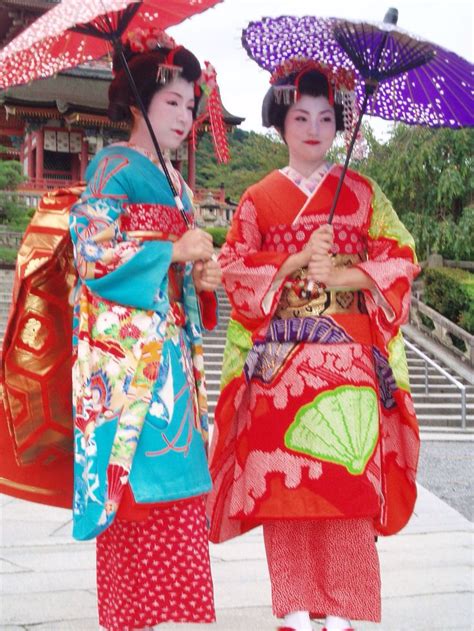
[207,165,420,542]
[70,145,216,541]
[97,495,216,630]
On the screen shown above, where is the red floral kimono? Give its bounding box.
[208,165,420,545]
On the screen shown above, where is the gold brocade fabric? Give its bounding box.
[1,187,83,508]
[275,253,367,319]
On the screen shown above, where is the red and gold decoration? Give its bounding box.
[1,187,84,508]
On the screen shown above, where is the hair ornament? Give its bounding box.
[270,57,356,93]
[198,61,218,96]
[270,56,365,156]
[273,85,297,105]
[192,61,230,164]
[155,45,185,84]
[126,27,177,53]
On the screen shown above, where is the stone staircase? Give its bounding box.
[1,270,472,429]
[401,338,474,428]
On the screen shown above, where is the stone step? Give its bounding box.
[410,384,472,396]
[415,400,472,412]
[409,372,468,383]
[410,387,474,397]
[412,416,473,427]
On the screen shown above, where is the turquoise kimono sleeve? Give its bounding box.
[70,147,174,312]
[86,240,172,313]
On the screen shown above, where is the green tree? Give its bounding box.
[360,125,474,222]
[195,128,288,200]
[358,126,474,260]
[0,157,24,190]
[0,153,30,229]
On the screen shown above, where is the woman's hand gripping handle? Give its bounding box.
[172,228,222,292]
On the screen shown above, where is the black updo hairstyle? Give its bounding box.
[262,69,344,136]
[108,44,202,123]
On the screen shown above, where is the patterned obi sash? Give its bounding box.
[120,202,189,242]
[275,254,368,319]
[120,202,188,304]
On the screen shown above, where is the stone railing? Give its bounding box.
[409,296,474,367]
[443,259,474,271]
[0,226,22,248]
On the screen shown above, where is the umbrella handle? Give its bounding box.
[306,86,374,293]
[327,88,371,225]
[115,45,191,228]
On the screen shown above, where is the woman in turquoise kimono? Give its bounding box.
[69,29,222,630]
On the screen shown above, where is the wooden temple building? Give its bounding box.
[0,0,244,202]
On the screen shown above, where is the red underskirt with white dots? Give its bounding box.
[96,495,215,630]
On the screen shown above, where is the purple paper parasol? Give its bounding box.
[242,13,474,129]
[242,10,474,224]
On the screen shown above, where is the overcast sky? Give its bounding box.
[169,0,473,135]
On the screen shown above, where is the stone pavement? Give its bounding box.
[0,482,472,631]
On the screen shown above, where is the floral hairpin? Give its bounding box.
[198,62,218,96]
[192,61,230,164]
[127,27,177,53]
[270,57,356,92]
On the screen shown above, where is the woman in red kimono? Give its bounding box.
[208,59,420,631]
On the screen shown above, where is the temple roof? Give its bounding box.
[0,66,245,126]
[0,68,112,113]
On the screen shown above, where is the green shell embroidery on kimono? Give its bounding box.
[220,318,253,389]
[285,385,379,475]
[388,331,411,392]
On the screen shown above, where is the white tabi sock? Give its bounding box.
[324,614,352,629]
[283,610,312,631]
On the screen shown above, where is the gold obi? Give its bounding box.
[275,253,367,319]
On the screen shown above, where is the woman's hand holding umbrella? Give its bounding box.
[192,259,222,292]
[173,229,221,291]
[172,228,214,263]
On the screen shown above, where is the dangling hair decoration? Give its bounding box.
[156,45,184,84]
[192,62,230,164]
[273,85,297,105]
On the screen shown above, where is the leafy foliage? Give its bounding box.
[0,192,33,230]
[0,157,24,190]
[0,155,30,230]
[423,267,474,333]
[195,128,288,201]
[360,125,473,221]
[0,247,18,264]
[359,125,474,260]
[204,226,228,248]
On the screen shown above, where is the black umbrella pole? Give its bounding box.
[327,90,370,224]
[117,48,191,227]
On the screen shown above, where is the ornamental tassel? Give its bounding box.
[156,63,182,85]
[273,85,297,105]
[207,87,230,164]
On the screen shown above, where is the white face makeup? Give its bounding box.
[283,94,337,174]
[135,76,195,152]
